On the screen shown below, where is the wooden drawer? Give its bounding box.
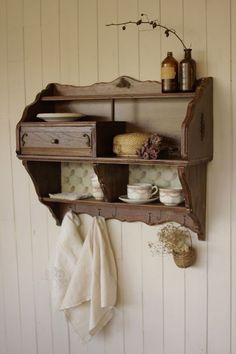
[19,122,126,157]
[20,126,93,157]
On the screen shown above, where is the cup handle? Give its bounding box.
[151,185,158,197]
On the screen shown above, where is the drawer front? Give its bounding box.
[20,126,93,156]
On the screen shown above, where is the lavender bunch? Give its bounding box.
[138,133,179,160]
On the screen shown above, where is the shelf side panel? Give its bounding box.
[181,77,213,160]
[178,163,207,240]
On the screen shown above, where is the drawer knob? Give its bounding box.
[83,134,91,147]
[51,138,59,144]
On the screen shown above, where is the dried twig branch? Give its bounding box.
[106,13,188,50]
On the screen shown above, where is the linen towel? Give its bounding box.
[60,216,117,342]
[49,192,92,200]
[49,210,83,311]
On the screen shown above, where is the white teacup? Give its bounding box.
[127,183,158,200]
[159,187,184,206]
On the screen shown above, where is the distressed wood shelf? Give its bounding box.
[40,92,195,101]
[17,154,210,166]
[41,197,200,235]
[16,76,213,240]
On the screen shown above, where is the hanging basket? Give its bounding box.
[173,247,196,268]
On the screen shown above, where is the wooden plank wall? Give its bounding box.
[0,0,235,353]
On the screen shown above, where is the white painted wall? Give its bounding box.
[0,0,235,353]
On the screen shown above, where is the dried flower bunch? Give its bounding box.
[138,133,179,160]
[148,223,191,256]
[148,223,196,268]
[106,13,188,49]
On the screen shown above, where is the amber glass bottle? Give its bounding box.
[179,48,196,92]
[161,52,178,93]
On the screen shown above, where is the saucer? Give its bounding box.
[119,195,159,204]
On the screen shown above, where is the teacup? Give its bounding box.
[127,183,158,200]
[159,187,184,206]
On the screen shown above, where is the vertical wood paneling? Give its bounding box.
[231,1,236,353]
[185,234,207,354]
[163,255,185,354]
[23,0,42,102]
[122,222,143,354]
[142,224,163,354]
[98,0,119,81]
[118,0,139,77]
[207,0,231,353]
[183,0,207,77]
[0,23,12,354]
[59,0,79,85]
[160,0,183,61]
[78,0,98,85]
[30,196,54,354]
[41,0,60,84]
[6,1,37,354]
[0,251,7,354]
[7,0,25,121]
[138,0,161,81]
[0,119,22,354]
[0,0,8,119]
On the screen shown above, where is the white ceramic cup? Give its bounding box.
[159,187,184,206]
[127,183,158,200]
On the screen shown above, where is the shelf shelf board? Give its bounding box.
[40,92,195,101]
[42,196,187,210]
[17,155,210,166]
[41,196,203,238]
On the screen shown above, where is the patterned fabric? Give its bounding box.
[61,162,181,193]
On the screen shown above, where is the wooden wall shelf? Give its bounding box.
[16,76,213,240]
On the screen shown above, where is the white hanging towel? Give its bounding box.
[49,210,83,311]
[60,216,117,342]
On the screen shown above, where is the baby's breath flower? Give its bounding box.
[148,223,191,256]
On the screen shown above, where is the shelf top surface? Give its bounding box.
[41,92,195,101]
[17,154,211,166]
[42,196,189,210]
[38,77,211,101]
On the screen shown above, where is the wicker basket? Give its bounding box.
[113,132,151,157]
[173,247,196,268]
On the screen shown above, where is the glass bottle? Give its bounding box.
[179,48,196,92]
[161,52,178,93]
